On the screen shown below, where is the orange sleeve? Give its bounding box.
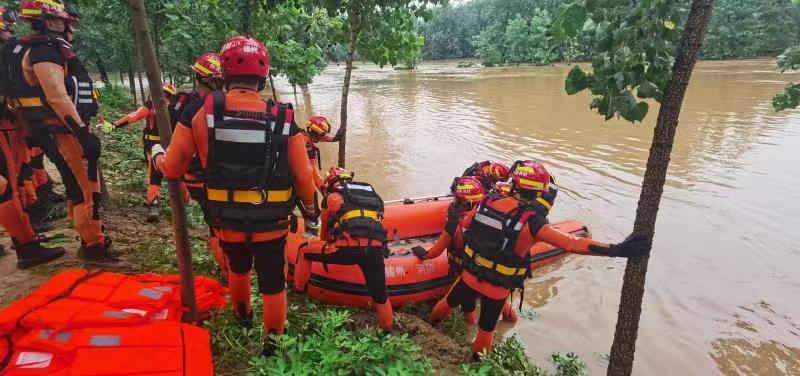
[319,194,343,241]
[312,165,324,191]
[114,106,150,127]
[288,134,316,207]
[534,225,609,255]
[32,62,84,128]
[426,232,452,259]
[155,123,196,178]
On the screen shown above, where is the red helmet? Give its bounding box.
[451,176,485,204]
[0,6,17,32]
[19,0,75,22]
[192,53,223,80]
[161,82,177,96]
[220,35,270,78]
[510,160,550,192]
[324,167,353,192]
[493,181,512,197]
[489,163,510,181]
[307,116,331,137]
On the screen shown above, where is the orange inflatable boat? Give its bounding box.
[286,196,590,308]
[0,270,226,375]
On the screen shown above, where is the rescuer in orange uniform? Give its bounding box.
[428,160,651,359]
[462,161,510,190]
[301,115,335,190]
[412,176,518,324]
[151,35,319,357]
[0,4,65,268]
[3,0,111,260]
[294,167,393,330]
[177,52,228,283]
[114,81,188,222]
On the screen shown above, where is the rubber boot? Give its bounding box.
[428,298,454,325]
[261,291,287,358]
[228,271,252,327]
[463,310,477,326]
[374,301,394,331]
[13,239,65,269]
[146,201,160,223]
[262,291,287,336]
[78,237,116,263]
[501,302,518,323]
[293,249,312,294]
[471,330,494,361]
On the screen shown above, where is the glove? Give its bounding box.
[411,246,428,260]
[150,143,166,159]
[96,120,114,134]
[77,128,101,161]
[590,235,652,258]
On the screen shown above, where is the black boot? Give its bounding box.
[146,201,160,223]
[13,239,66,270]
[78,237,117,263]
[235,303,253,329]
[261,330,278,358]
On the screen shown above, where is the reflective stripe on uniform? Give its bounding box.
[78,99,94,104]
[214,128,267,143]
[536,197,552,210]
[206,114,215,128]
[270,121,292,136]
[464,246,527,276]
[337,209,379,223]
[16,97,44,107]
[78,82,91,88]
[78,90,92,96]
[345,184,374,192]
[474,212,503,230]
[90,335,121,347]
[206,188,292,204]
[144,134,161,141]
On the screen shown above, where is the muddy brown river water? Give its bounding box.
[272,59,800,375]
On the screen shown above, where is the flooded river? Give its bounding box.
[274,59,800,375]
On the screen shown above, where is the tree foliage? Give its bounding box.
[420,0,800,63]
[774,46,800,112]
[473,11,558,66]
[552,0,688,122]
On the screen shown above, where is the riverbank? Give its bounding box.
[0,84,589,375]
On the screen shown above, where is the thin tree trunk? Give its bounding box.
[128,0,199,322]
[337,19,359,168]
[606,1,715,375]
[128,65,137,107]
[269,74,278,101]
[300,84,310,95]
[137,66,145,103]
[96,59,110,84]
[119,70,124,86]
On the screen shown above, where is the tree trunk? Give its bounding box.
[240,0,253,34]
[269,74,278,101]
[128,0,199,323]
[606,1,715,375]
[301,84,310,95]
[137,65,146,103]
[119,70,124,86]
[96,59,110,84]
[128,65,137,107]
[337,19,359,168]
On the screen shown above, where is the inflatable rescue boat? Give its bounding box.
[287,196,590,308]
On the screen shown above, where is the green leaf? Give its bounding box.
[551,3,589,40]
[565,66,590,95]
[636,81,659,99]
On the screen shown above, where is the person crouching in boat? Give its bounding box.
[428,160,651,360]
[294,167,393,330]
